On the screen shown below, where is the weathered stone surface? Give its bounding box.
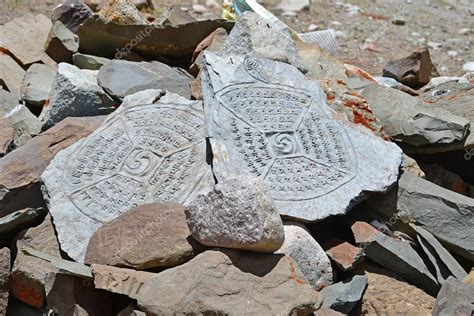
[402,154,425,178]
[91,264,155,299]
[314,307,344,316]
[11,215,60,309]
[0,53,25,96]
[361,84,470,147]
[44,21,79,64]
[0,14,52,66]
[138,250,321,315]
[224,12,308,73]
[465,269,474,285]
[383,48,434,89]
[41,91,214,262]
[276,221,333,290]
[397,172,474,261]
[0,119,13,156]
[0,247,10,316]
[186,176,284,253]
[202,52,402,222]
[351,221,439,296]
[0,208,46,235]
[296,41,347,80]
[321,275,368,314]
[278,0,310,12]
[1,89,41,148]
[432,277,474,316]
[411,224,467,281]
[324,239,364,272]
[97,60,192,101]
[86,202,198,269]
[52,0,93,33]
[359,261,435,315]
[45,273,112,315]
[0,116,104,216]
[20,64,56,107]
[73,53,111,70]
[78,15,233,59]
[39,63,115,130]
[420,81,474,149]
[99,0,147,25]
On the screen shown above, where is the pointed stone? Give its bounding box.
[202,52,402,222]
[41,91,214,262]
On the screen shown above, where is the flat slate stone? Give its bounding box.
[277,221,333,290]
[0,53,25,97]
[41,91,214,262]
[97,60,193,101]
[86,202,199,269]
[0,207,46,235]
[321,275,368,314]
[398,172,474,261]
[324,238,364,272]
[185,176,285,253]
[73,53,111,70]
[432,277,474,316]
[20,64,56,107]
[44,21,79,64]
[202,52,403,222]
[138,250,321,315]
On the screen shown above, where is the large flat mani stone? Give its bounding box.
[41,91,214,262]
[201,52,403,222]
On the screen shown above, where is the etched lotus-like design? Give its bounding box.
[216,84,356,201]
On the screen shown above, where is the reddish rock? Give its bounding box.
[11,215,60,309]
[0,116,104,216]
[383,47,434,89]
[0,247,10,316]
[350,221,380,244]
[0,119,14,157]
[324,239,364,271]
[85,202,199,270]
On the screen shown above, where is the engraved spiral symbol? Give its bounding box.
[244,56,269,83]
[123,150,157,176]
[271,133,298,156]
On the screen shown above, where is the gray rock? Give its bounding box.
[41,91,214,262]
[398,172,474,261]
[361,84,469,147]
[432,277,474,316]
[351,221,440,296]
[0,118,13,156]
[202,52,403,222]
[97,60,192,101]
[138,250,321,315]
[321,275,368,314]
[1,89,41,148]
[0,53,25,97]
[278,0,310,12]
[44,21,79,63]
[0,207,46,235]
[0,247,10,316]
[39,63,115,130]
[73,53,111,70]
[186,176,284,253]
[411,224,467,281]
[20,64,56,107]
[224,12,308,73]
[51,0,93,33]
[276,221,333,290]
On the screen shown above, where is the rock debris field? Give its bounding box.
[0,0,473,315]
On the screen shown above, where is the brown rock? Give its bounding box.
[383,47,434,89]
[324,239,364,271]
[0,247,10,316]
[138,250,321,315]
[91,264,155,299]
[0,119,14,157]
[465,269,474,285]
[45,273,113,315]
[0,53,25,97]
[99,0,147,25]
[359,261,435,315]
[0,14,53,66]
[351,221,379,244]
[0,116,104,216]
[11,215,60,309]
[85,202,199,270]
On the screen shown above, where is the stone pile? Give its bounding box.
[0,1,472,315]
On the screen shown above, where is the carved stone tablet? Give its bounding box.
[41,91,214,262]
[202,52,403,222]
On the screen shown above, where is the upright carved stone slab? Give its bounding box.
[202,52,403,222]
[41,91,214,262]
